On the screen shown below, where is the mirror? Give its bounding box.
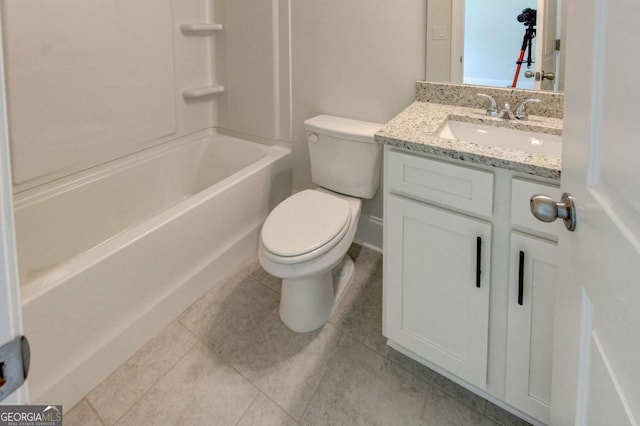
[426,0,565,92]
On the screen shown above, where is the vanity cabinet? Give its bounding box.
[383,147,560,425]
[504,179,561,424]
[386,194,491,389]
[506,232,557,424]
[385,149,494,389]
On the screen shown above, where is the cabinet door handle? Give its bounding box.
[518,251,525,305]
[476,237,482,288]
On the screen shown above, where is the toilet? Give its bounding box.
[259,115,382,332]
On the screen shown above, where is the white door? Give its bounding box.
[534,0,557,90]
[449,0,464,84]
[0,18,27,405]
[549,0,640,423]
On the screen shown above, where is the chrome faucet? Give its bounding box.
[477,94,498,117]
[498,102,515,120]
[515,98,541,120]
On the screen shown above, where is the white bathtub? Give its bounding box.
[13,130,291,407]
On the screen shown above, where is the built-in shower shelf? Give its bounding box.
[180,23,223,34]
[182,85,225,99]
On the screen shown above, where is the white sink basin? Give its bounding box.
[437,119,562,157]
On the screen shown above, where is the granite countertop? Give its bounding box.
[375,101,563,180]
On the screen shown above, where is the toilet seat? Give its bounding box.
[260,190,352,263]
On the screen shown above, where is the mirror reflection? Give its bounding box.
[426,0,565,92]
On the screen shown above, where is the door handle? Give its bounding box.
[542,71,556,81]
[0,336,30,401]
[523,71,555,81]
[518,251,525,305]
[530,193,577,231]
[476,237,482,288]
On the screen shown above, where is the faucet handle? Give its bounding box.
[477,94,498,117]
[515,98,541,120]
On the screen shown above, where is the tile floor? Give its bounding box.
[65,244,531,426]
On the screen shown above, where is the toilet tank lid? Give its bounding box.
[304,115,383,144]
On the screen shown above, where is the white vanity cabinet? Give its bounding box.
[386,195,492,389]
[383,147,560,425]
[505,232,557,424]
[384,149,494,390]
[504,179,562,424]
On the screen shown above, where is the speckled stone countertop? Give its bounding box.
[376,85,564,179]
[415,81,564,119]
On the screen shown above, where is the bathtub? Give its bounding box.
[13,130,291,407]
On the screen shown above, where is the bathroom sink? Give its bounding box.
[437,119,562,157]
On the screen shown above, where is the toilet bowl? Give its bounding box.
[259,189,361,332]
[259,115,382,332]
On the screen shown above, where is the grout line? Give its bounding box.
[189,307,338,424]
[107,323,199,425]
[233,391,261,426]
[249,273,281,298]
[199,311,300,418]
[178,319,270,408]
[384,347,502,423]
[327,316,389,359]
[295,325,344,423]
[251,392,301,425]
[174,261,312,423]
[82,321,197,424]
[83,398,108,426]
[418,392,432,424]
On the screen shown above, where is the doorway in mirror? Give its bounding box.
[426,0,564,92]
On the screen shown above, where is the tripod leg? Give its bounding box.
[512,50,526,88]
[512,26,535,88]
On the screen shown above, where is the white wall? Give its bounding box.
[4,0,222,192]
[426,0,453,82]
[219,0,290,142]
[5,0,290,192]
[291,0,426,249]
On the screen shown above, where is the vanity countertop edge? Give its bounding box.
[375,101,562,180]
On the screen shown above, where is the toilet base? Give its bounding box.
[279,255,355,332]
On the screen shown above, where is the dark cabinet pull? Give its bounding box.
[476,237,482,288]
[518,251,525,305]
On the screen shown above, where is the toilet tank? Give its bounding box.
[304,115,383,199]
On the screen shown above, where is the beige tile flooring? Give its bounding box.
[65,245,531,426]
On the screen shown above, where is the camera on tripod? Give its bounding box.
[511,8,537,87]
[517,8,537,26]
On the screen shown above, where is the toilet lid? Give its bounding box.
[261,190,351,257]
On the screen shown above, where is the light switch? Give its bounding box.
[432,26,447,40]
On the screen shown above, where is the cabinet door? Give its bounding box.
[385,194,491,389]
[506,232,557,424]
